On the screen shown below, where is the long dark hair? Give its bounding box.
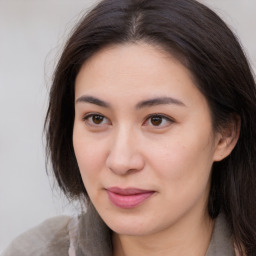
[45,0,256,254]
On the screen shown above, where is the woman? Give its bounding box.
[3,0,256,255]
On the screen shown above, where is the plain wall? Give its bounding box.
[0,0,255,253]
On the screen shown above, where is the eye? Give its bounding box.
[144,114,173,128]
[82,113,111,127]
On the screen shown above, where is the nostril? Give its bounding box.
[106,152,145,175]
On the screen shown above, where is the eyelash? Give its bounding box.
[143,114,174,128]
[82,113,174,128]
[82,113,111,127]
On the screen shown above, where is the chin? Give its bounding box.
[102,212,161,236]
[111,224,152,236]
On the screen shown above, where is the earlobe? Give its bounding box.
[213,115,241,162]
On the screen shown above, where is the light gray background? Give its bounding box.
[0,0,255,253]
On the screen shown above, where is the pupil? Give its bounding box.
[151,116,162,126]
[93,115,103,124]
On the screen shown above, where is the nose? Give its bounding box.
[106,127,145,175]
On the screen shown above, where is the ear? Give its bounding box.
[213,115,241,162]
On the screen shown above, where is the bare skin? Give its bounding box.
[73,42,239,256]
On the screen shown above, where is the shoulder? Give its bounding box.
[2,215,71,256]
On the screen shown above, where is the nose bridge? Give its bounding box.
[106,124,144,174]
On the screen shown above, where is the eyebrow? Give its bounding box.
[135,96,186,109]
[75,95,186,109]
[76,95,110,108]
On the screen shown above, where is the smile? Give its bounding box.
[106,187,155,209]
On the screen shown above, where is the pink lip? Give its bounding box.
[106,187,155,209]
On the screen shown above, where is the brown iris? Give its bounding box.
[151,116,162,126]
[92,115,104,124]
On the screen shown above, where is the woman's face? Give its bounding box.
[73,42,222,236]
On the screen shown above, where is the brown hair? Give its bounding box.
[45,0,256,254]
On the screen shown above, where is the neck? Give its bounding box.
[112,210,214,256]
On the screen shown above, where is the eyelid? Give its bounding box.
[82,112,111,126]
[81,112,174,128]
[143,113,175,128]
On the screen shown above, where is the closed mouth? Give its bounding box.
[106,187,155,208]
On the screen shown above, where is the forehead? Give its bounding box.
[75,42,205,108]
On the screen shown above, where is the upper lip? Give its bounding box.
[106,187,154,195]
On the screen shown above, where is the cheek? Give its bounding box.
[73,126,106,181]
[148,128,215,191]
[73,137,109,201]
[148,139,213,216]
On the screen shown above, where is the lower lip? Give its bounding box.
[106,190,154,209]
